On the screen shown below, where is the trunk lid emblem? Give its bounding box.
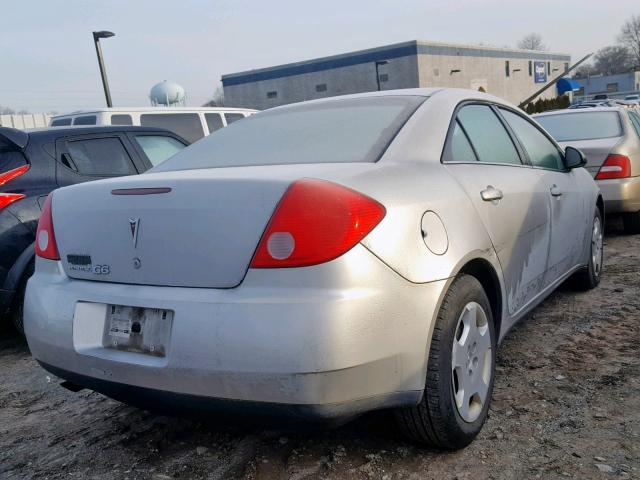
[129,218,140,248]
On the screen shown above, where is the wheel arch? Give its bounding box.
[457,258,503,339]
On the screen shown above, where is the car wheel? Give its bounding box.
[622,211,640,234]
[11,259,34,336]
[574,208,603,290]
[395,274,496,449]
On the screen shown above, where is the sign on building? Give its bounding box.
[534,61,547,84]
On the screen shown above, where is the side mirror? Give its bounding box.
[564,146,587,169]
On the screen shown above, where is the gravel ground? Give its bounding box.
[1,222,638,480]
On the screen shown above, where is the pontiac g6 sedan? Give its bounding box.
[25,89,603,449]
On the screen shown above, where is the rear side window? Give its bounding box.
[628,111,640,138]
[224,113,245,125]
[73,115,97,125]
[535,112,622,141]
[140,113,204,143]
[443,121,478,163]
[111,114,133,125]
[51,118,72,126]
[205,113,224,133]
[500,109,564,170]
[66,137,136,176]
[457,105,521,165]
[133,135,187,167]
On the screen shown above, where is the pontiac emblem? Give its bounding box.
[129,218,140,248]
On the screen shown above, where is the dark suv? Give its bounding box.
[0,126,188,333]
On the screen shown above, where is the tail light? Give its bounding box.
[0,165,30,210]
[251,179,386,268]
[595,154,631,180]
[35,193,60,260]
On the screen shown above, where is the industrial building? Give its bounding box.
[222,40,571,109]
[572,71,640,101]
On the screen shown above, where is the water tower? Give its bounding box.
[149,80,186,106]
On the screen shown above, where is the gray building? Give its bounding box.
[222,40,571,110]
[573,71,640,100]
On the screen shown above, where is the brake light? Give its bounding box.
[35,193,60,260]
[595,154,631,180]
[251,179,386,268]
[0,165,29,210]
[0,165,30,186]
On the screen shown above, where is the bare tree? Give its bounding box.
[619,14,640,68]
[517,33,546,51]
[593,45,633,75]
[203,86,225,107]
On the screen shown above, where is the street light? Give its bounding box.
[375,60,389,91]
[92,31,115,107]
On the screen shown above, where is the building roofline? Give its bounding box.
[222,40,571,86]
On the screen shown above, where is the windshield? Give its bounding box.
[536,111,623,142]
[153,96,426,172]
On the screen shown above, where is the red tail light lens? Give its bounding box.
[0,165,30,186]
[251,179,386,268]
[595,154,631,180]
[35,193,60,260]
[0,165,30,210]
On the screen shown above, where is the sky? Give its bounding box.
[2,0,638,113]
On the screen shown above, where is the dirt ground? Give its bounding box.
[1,221,638,480]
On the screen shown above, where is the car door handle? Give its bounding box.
[550,185,563,197]
[480,186,504,202]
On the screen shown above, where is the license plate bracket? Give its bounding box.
[103,305,173,357]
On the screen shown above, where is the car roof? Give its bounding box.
[23,125,177,136]
[50,106,257,118]
[534,106,624,117]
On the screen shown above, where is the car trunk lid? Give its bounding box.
[558,137,622,177]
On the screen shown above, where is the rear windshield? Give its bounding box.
[153,96,425,172]
[536,111,623,142]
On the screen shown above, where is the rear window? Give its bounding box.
[536,112,623,141]
[51,118,72,126]
[73,115,97,125]
[154,96,425,172]
[140,113,204,143]
[133,135,187,167]
[0,150,28,174]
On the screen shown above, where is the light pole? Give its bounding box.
[375,60,389,91]
[92,31,115,107]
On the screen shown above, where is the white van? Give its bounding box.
[49,107,257,143]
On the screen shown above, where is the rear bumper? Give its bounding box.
[597,176,640,213]
[25,245,447,418]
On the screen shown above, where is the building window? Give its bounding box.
[606,83,619,93]
[547,62,551,75]
[315,84,327,92]
[505,61,510,77]
[576,87,585,96]
[434,68,440,77]
[379,73,389,83]
[564,63,569,73]
[528,61,533,76]
[267,91,278,99]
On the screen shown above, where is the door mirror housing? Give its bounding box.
[564,146,586,169]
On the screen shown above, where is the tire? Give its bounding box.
[395,274,496,449]
[574,207,603,290]
[622,211,640,235]
[11,259,34,336]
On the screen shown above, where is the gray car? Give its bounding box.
[24,88,602,449]
[535,107,640,233]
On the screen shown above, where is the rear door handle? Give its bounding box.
[480,186,503,202]
[550,185,563,197]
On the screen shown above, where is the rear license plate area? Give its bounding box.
[103,305,173,357]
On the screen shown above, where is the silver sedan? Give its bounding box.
[25,88,602,449]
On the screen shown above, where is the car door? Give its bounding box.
[443,103,552,317]
[499,108,588,285]
[55,133,143,187]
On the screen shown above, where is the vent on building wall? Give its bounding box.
[267,91,278,99]
[528,61,533,76]
[379,74,389,83]
[434,68,440,77]
[315,84,327,92]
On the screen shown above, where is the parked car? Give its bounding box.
[49,107,257,144]
[0,125,188,333]
[535,107,640,233]
[624,94,640,104]
[25,89,602,449]
[593,94,609,101]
